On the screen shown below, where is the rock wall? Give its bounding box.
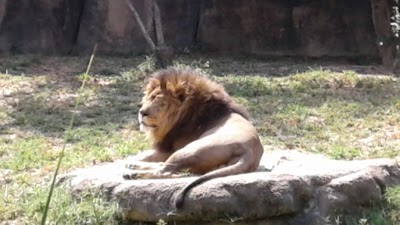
[0,0,83,54]
[0,0,380,59]
[73,0,154,55]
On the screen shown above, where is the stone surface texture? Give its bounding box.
[62,149,400,225]
[0,0,83,54]
[0,0,380,59]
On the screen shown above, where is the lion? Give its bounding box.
[123,68,264,209]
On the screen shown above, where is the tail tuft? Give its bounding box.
[174,188,186,209]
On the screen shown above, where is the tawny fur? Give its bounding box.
[124,68,264,209]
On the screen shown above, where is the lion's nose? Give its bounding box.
[139,109,149,117]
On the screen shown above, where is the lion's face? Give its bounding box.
[138,86,181,133]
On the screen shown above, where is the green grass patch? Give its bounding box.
[2,135,56,172]
[0,183,123,224]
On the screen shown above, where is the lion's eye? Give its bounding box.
[150,95,156,101]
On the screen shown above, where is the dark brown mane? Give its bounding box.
[148,68,250,153]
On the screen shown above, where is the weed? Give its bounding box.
[386,187,400,207]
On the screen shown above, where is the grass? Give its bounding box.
[218,69,400,160]
[0,54,399,224]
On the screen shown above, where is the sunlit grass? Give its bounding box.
[217,69,400,163]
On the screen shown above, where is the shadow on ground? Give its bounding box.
[0,54,397,140]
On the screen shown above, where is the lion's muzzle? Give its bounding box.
[138,112,157,132]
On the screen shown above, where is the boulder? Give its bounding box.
[62,149,400,224]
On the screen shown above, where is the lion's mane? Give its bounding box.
[144,68,250,153]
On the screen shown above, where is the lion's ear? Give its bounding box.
[173,87,187,103]
[176,81,191,102]
[177,92,186,102]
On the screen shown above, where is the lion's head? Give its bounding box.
[139,68,249,152]
[138,74,183,136]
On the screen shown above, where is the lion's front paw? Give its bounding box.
[122,170,174,180]
[125,161,164,170]
[125,163,140,170]
[122,171,138,180]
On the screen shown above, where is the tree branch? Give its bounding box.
[153,0,165,46]
[125,0,156,51]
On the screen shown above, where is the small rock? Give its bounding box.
[0,169,13,185]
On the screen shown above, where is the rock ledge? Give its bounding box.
[62,150,400,225]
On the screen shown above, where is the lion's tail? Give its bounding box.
[173,161,250,209]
